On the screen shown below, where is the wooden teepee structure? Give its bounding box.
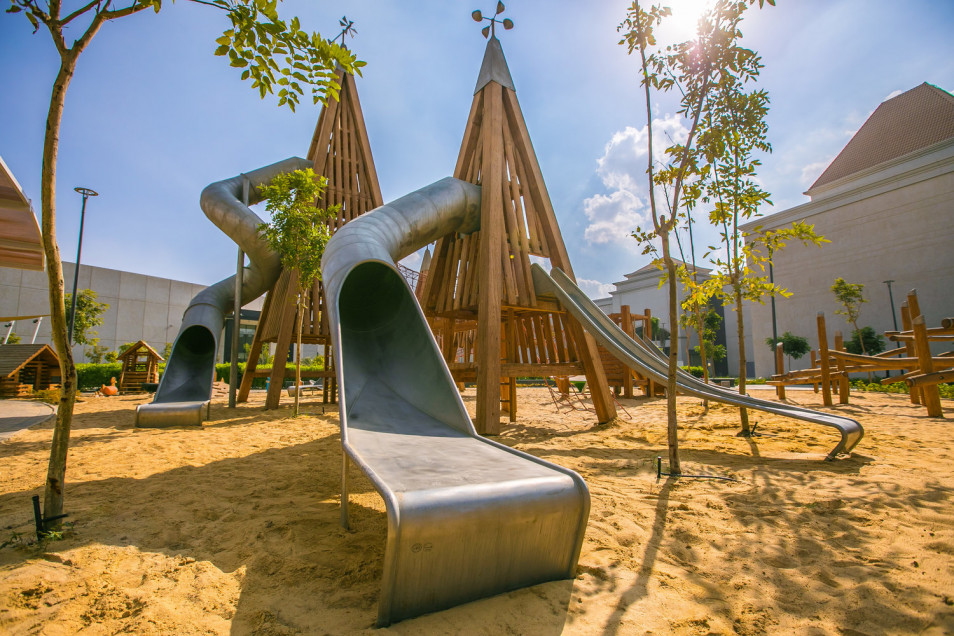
[419,36,616,434]
[238,66,384,409]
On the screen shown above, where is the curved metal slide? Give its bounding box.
[531,265,864,461]
[136,157,313,427]
[322,177,590,626]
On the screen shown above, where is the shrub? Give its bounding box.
[34,388,60,404]
[680,365,705,378]
[214,362,326,389]
[76,363,123,390]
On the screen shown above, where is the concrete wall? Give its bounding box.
[0,262,235,361]
[743,143,954,377]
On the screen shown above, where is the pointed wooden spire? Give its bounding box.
[422,37,616,433]
[238,66,384,408]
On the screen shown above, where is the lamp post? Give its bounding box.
[883,279,899,377]
[69,187,98,345]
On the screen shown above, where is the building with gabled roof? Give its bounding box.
[741,82,954,377]
[0,343,60,397]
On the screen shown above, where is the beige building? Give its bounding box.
[741,83,954,377]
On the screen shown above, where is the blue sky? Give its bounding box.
[2,0,953,299]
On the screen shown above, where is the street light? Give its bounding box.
[69,187,98,345]
[883,279,899,377]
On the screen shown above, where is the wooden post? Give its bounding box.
[900,302,921,405]
[809,350,819,393]
[833,331,850,404]
[621,305,634,399]
[506,311,517,422]
[913,315,943,417]
[775,342,786,400]
[475,82,505,436]
[817,312,833,407]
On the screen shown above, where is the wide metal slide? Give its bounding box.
[531,265,864,461]
[322,178,589,626]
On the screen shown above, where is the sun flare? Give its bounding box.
[665,0,714,41]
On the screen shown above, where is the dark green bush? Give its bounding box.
[76,363,123,390]
[215,362,326,389]
[680,365,705,378]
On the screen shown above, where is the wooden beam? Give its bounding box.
[775,342,786,400]
[817,312,833,407]
[913,315,943,417]
[833,331,850,404]
[474,82,505,435]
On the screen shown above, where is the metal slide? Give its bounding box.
[136,158,312,427]
[322,177,590,626]
[531,265,864,461]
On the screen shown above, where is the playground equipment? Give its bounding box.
[598,305,662,398]
[135,157,312,428]
[322,177,589,626]
[418,36,615,433]
[0,344,59,397]
[117,340,162,394]
[238,65,383,409]
[769,289,951,417]
[531,265,864,460]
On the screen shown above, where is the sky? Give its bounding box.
[2,0,954,300]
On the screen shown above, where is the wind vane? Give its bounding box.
[332,16,357,46]
[472,2,514,39]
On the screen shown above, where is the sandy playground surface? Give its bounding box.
[0,386,953,634]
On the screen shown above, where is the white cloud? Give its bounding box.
[582,115,689,246]
[883,89,904,101]
[799,159,831,187]
[576,278,615,300]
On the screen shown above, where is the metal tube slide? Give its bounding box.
[136,157,313,428]
[322,177,590,626]
[531,264,863,460]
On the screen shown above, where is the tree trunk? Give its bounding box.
[735,287,751,435]
[661,235,681,475]
[42,53,81,527]
[295,293,304,417]
[696,319,709,414]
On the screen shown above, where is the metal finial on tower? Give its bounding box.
[471,2,514,39]
[332,16,357,46]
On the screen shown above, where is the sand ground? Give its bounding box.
[0,386,952,634]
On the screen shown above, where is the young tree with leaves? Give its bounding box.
[765,331,810,366]
[831,277,870,355]
[8,0,361,527]
[259,168,336,417]
[620,0,773,472]
[65,288,108,347]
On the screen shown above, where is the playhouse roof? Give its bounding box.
[808,83,954,193]
[0,344,59,379]
[117,340,163,361]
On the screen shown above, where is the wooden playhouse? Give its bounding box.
[0,344,60,397]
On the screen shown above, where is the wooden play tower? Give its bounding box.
[237,65,384,408]
[419,35,616,434]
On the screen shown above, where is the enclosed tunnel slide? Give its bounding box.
[321,177,589,626]
[531,265,864,461]
[136,157,313,427]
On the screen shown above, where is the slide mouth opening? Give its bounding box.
[339,262,411,333]
[172,325,216,360]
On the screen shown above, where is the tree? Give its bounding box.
[9,0,361,528]
[831,277,869,355]
[64,289,108,346]
[765,331,810,367]
[846,326,885,356]
[85,343,110,363]
[620,0,775,472]
[683,1,825,437]
[258,168,336,416]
